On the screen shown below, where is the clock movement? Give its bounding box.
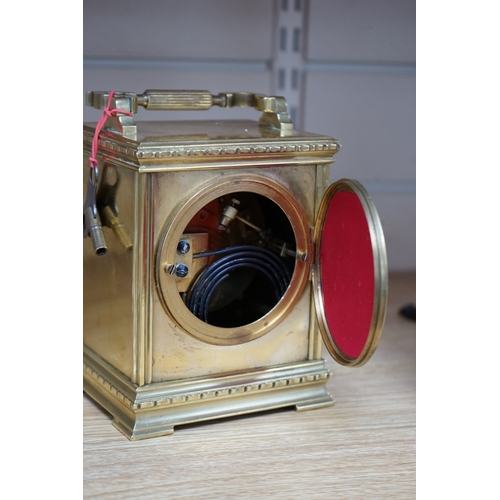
[83,90,387,440]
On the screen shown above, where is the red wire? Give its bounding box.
[89,91,133,169]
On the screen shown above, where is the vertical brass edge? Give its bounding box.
[131,172,141,384]
[145,174,155,384]
[315,164,331,203]
[307,299,321,360]
[132,173,153,386]
[131,173,138,384]
[308,164,331,360]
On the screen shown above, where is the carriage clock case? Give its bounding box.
[83,90,388,441]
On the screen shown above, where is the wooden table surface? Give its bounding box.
[83,272,416,499]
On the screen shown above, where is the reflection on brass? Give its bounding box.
[97,165,133,252]
[83,88,385,441]
[101,206,132,252]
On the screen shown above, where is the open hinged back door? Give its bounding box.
[312,179,388,367]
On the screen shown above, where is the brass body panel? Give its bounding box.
[83,163,137,380]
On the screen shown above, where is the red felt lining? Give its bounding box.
[319,191,375,359]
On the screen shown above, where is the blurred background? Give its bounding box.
[83,0,415,272]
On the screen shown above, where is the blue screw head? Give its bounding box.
[175,264,189,278]
[177,240,191,255]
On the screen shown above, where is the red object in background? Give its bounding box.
[184,199,225,253]
[319,191,375,359]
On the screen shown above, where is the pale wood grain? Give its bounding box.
[84,272,415,499]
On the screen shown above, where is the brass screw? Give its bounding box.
[297,252,308,263]
[165,263,176,275]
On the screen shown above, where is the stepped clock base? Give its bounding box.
[84,348,334,441]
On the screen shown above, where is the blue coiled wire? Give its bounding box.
[187,245,291,323]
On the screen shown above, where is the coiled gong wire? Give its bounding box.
[187,245,292,323]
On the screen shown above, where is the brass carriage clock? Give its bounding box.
[83,90,387,440]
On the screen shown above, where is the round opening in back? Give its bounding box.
[178,192,297,328]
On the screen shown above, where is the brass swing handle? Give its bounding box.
[86,90,293,133]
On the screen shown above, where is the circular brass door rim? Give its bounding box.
[155,172,311,346]
[312,178,388,367]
